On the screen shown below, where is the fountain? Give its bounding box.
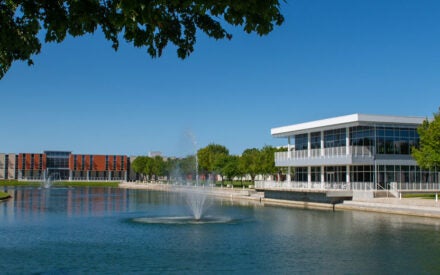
[133,132,225,225]
[40,171,60,189]
[182,131,212,220]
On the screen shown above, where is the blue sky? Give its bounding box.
[1,0,439,157]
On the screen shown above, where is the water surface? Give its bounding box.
[1,187,440,274]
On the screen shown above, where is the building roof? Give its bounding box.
[271,114,426,138]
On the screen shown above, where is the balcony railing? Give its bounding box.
[256,180,440,191]
[255,180,350,190]
[275,146,374,162]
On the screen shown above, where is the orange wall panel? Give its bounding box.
[116,156,121,171]
[77,156,82,171]
[108,156,114,171]
[69,155,74,170]
[93,155,106,171]
[42,154,47,170]
[33,154,40,170]
[25,154,31,170]
[18,154,23,170]
[85,155,90,171]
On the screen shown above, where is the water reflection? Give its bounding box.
[1,187,130,218]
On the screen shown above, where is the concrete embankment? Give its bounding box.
[119,182,440,218]
[119,182,264,201]
[339,199,440,218]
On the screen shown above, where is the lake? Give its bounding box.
[1,186,440,274]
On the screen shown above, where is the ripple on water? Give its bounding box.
[132,216,235,225]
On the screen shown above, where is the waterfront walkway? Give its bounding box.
[119,182,440,219]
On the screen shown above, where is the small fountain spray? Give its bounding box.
[41,170,52,189]
[184,131,211,220]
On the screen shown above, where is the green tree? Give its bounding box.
[131,156,147,180]
[221,155,242,182]
[412,108,440,170]
[240,148,260,182]
[197,144,229,180]
[151,156,165,180]
[0,0,284,79]
[181,155,196,176]
[259,145,279,179]
[142,156,154,180]
[164,157,178,181]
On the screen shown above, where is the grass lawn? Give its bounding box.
[0,191,11,200]
[402,193,438,199]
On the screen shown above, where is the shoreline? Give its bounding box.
[119,182,440,219]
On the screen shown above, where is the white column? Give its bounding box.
[346,127,350,155]
[308,166,312,189]
[320,131,325,157]
[321,165,325,189]
[346,165,350,190]
[69,170,73,181]
[307,132,311,157]
[108,171,112,181]
[287,136,291,182]
[124,171,128,182]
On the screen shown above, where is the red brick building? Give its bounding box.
[7,151,129,181]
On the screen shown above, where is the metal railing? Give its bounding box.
[255,180,349,190]
[275,146,374,162]
[256,180,440,192]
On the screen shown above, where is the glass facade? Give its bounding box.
[45,151,70,169]
[284,121,435,189]
[45,151,70,180]
[324,129,346,148]
[295,125,420,154]
[375,126,418,155]
[294,167,308,182]
[324,166,346,183]
[295,134,308,151]
[311,166,321,182]
[349,126,374,147]
[350,165,374,183]
[310,132,321,149]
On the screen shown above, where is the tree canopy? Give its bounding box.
[239,148,261,182]
[197,143,229,175]
[412,108,440,170]
[0,0,284,78]
[131,144,280,183]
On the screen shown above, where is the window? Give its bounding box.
[351,166,373,182]
[325,166,346,183]
[295,134,308,151]
[310,132,321,149]
[311,166,321,182]
[324,128,346,148]
[375,126,419,155]
[294,167,307,182]
[350,126,374,147]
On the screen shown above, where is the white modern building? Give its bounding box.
[258,114,439,193]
